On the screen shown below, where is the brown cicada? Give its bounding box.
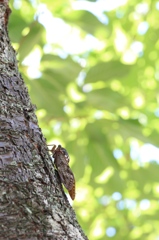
[49,144,75,200]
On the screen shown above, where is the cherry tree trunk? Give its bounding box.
[0,1,88,239]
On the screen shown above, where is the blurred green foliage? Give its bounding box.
[9,0,159,239]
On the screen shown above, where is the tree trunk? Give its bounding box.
[0,1,88,239]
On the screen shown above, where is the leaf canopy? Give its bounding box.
[9,0,159,239]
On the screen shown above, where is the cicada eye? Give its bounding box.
[60,147,70,163]
[64,154,70,163]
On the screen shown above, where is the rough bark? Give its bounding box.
[0,1,88,239]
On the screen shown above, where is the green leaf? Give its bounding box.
[86,88,128,112]
[18,21,45,61]
[8,13,28,42]
[41,54,82,82]
[63,10,106,36]
[85,61,132,83]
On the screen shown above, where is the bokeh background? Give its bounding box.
[9,0,159,239]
